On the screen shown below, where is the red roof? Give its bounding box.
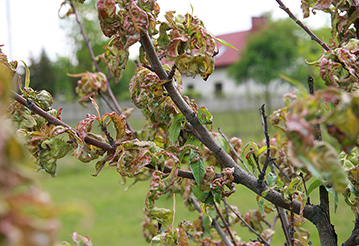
[214,16,266,68]
[214,30,251,68]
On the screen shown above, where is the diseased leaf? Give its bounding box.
[198,107,213,125]
[148,207,173,229]
[313,0,334,11]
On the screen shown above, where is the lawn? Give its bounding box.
[39,110,353,245]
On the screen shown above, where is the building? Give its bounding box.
[182,17,267,99]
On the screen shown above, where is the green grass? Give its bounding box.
[39,110,354,245]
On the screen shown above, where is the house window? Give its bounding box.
[214,82,223,96]
[187,84,194,90]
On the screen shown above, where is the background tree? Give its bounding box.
[28,49,57,95]
[228,17,328,111]
[55,0,135,100]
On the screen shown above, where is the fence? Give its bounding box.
[53,93,286,124]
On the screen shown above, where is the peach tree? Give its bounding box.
[3,0,359,245]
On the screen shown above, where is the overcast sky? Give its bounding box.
[0,0,330,64]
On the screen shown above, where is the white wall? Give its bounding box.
[181,66,296,99]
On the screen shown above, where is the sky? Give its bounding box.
[0,0,330,64]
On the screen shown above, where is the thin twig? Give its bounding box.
[271,160,291,182]
[190,197,234,246]
[259,104,271,181]
[70,2,101,72]
[212,220,235,246]
[275,0,331,51]
[276,206,292,245]
[222,199,270,246]
[218,128,252,175]
[299,172,311,205]
[289,198,295,246]
[214,202,236,244]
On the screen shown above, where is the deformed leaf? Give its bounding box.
[198,107,213,125]
[149,207,173,230]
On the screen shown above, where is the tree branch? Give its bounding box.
[274,0,331,51]
[342,213,359,246]
[214,202,236,244]
[258,104,272,180]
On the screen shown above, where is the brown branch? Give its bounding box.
[259,104,272,181]
[342,214,359,246]
[214,202,236,244]
[276,206,292,245]
[275,0,331,51]
[70,2,100,72]
[222,199,270,246]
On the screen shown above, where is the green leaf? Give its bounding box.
[168,114,185,143]
[189,152,205,186]
[258,145,278,156]
[192,186,214,205]
[307,179,322,195]
[213,36,238,51]
[215,134,230,153]
[325,186,339,212]
[21,60,31,88]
